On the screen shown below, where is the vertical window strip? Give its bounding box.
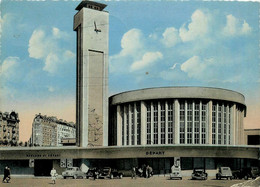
[201,103,206,144]
[223,105,227,144]
[147,103,151,144]
[187,103,193,144]
[121,105,124,146]
[153,103,158,144]
[136,102,141,145]
[228,106,231,144]
[161,102,166,144]
[218,105,222,144]
[180,102,185,144]
[131,104,135,145]
[194,103,200,144]
[212,104,216,144]
[168,102,173,144]
[126,105,129,145]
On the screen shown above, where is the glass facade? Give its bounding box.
[116,99,241,146]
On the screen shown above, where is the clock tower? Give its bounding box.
[73,1,109,147]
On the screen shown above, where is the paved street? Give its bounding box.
[1,176,259,187]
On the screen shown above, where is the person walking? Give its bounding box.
[50,168,58,184]
[131,167,136,179]
[2,166,11,183]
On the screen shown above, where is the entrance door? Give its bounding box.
[34,160,53,176]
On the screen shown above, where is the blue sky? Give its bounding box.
[0,0,259,141]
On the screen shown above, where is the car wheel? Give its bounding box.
[110,174,114,179]
[230,177,232,180]
[180,177,182,180]
[119,174,123,179]
[74,175,77,179]
[63,176,66,179]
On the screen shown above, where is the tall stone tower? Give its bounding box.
[73,1,109,147]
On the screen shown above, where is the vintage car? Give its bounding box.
[99,167,123,179]
[233,167,259,180]
[216,167,233,180]
[62,167,86,179]
[86,167,100,179]
[170,165,182,180]
[191,168,208,180]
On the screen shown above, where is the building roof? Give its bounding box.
[75,0,107,11]
[109,86,246,108]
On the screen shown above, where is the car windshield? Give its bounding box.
[67,168,74,170]
[222,168,229,170]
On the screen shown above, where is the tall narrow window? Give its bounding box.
[218,105,222,144]
[212,104,216,144]
[180,102,185,144]
[194,103,200,144]
[153,103,158,144]
[223,105,227,144]
[147,103,151,144]
[161,102,166,144]
[201,103,207,144]
[168,102,174,144]
[187,102,193,144]
[136,102,141,145]
[228,106,231,144]
[126,105,129,145]
[121,105,124,146]
[131,104,135,145]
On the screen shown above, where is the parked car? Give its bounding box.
[99,167,123,179]
[62,167,86,179]
[170,165,182,180]
[216,167,232,180]
[233,167,259,180]
[191,168,208,180]
[86,167,100,179]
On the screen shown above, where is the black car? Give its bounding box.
[99,167,123,179]
[191,168,208,180]
[233,167,259,180]
[86,167,100,180]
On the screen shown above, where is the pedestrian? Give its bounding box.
[131,167,136,179]
[50,168,58,184]
[2,166,11,183]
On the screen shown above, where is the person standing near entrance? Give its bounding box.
[50,168,58,184]
[131,167,136,179]
[2,166,11,183]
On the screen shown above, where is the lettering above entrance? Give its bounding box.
[26,153,60,158]
[146,151,165,156]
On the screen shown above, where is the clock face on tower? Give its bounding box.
[94,21,101,33]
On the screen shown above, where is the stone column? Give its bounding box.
[123,105,127,146]
[141,101,147,145]
[231,104,236,145]
[174,99,179,144]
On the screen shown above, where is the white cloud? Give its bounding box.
[0,57,20,79]
[120,28,144,56]
[43,53,59,74]
[28,28,74,74]
[109,29,145,73]
[130,51,163,71]
[0,13,14,35]
[180,56,214,79]
[223,14,252,36]
[179,10,210,42]
[161,27,180,47]
[28,29,48,59]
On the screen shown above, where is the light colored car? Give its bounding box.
[216,167,232,180]
[62,167,86,179]
[170,165,182,180]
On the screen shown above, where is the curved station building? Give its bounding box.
[0,0,259,177]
